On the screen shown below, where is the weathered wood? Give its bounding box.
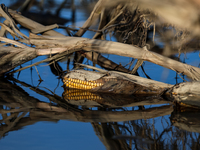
[63,69,200,108]
[0,47,37,76]
[0,7,64,75]
[171,82,200,95]
[1,30,200,80]
[74,0,104,37]
[66,69,172,88]
[83,39,200,81]
[170,82,200,108]
[0,4,199,82]
[31,36,200,81]
[5,8,131,74]
[63,69,172,95]
[0,6,198,79]
[73,1,131,73]
[8,9,65,37]
[82,51,130,73]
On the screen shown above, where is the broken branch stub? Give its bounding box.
[169,82,200,108]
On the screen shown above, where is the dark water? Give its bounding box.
[1,1,200,150]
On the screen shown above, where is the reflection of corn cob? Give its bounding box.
[63,89,102,100]
[63,77,104,90]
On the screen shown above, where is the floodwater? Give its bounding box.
[0,1,200,150]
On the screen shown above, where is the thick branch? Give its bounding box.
[32,36,200,80]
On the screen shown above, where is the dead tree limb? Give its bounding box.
[8,8,131,73]
[29,36,200,81]
[0,6,199,80]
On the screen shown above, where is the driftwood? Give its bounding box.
[0,7,130,74]
[8,8,131,73]
[62,68,200,108]
[169,82,200,107]
[1,33,200,80]
[0,4,199,80]
[63,69,172,94]
[24,35,200,81]
[0,2,199,109]
[1,2,200,149]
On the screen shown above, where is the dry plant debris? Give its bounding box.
[0,1,200,82]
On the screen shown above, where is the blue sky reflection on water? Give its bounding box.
[0,1,106,149]
[0,121,105,150]
[0,1,200,150]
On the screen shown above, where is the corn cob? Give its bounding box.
[63,77,104,90]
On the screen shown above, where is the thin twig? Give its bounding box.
[0,37,30,48]
[10,44,83,74]
[34,66,43,82]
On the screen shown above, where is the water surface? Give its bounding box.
[0,1,200,150]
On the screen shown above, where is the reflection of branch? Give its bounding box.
[92,122,130,150]
[0,112,27,138]
[171,111,200,133]
[10,77,81,112]
[156,126,172,142]
[63,88,171,108]
[3,78,174,123]
[0,108,29,114]
[29,105,173,123]
[0,78,173,139]
[0,115,58,138]
[0,79,61,137]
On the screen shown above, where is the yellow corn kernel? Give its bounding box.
[64,77,104,90]
[81,84,84,89]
